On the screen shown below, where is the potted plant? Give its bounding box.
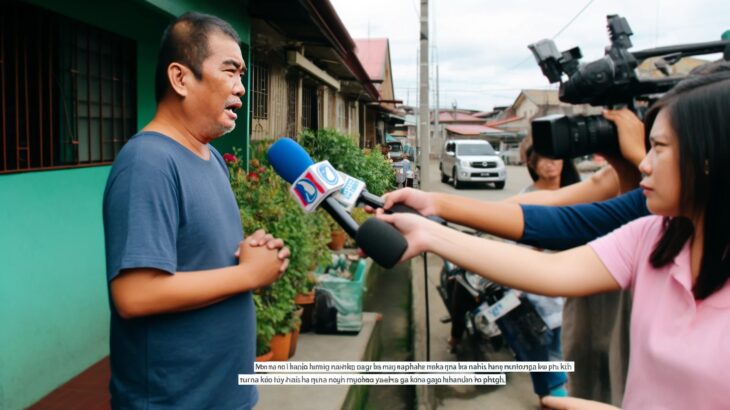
[299,129,394,250]
[299,128,394,196]
[225,142,332,356]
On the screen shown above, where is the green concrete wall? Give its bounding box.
[0,167,111,410]
[1,1,252,408]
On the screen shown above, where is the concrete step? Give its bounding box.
[255,312,382,410]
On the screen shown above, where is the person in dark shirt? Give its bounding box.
[103,12,289,409]
[377,108,646,405]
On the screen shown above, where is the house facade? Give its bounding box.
[0,1,383,408]
[246,1,383,147]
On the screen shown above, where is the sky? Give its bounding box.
[330,0,730,112]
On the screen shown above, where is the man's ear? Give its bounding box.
[167,62,190,97]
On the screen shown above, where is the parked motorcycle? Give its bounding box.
[437,228,551,360]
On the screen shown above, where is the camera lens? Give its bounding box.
[531,114,619,159]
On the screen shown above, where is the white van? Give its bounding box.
[439,139,506,189]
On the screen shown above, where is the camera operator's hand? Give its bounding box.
[603,108,645,168]
[602,109,645,193]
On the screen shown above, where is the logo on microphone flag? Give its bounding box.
[333,172,366,211]
[290,161,343,212]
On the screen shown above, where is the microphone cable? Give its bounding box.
[423,251,430,362]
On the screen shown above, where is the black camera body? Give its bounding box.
[528,15,730,158]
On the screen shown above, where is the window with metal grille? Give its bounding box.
[301,85,314,130]
[336,98,345,131]
[286,76,297,137]
[250,54,269,120]
[0,1,136,174]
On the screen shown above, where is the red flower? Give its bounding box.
[223,153,237,164]
[247,172,260,182]
[258,166,267,174]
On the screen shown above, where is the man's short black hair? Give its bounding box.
[154,12,241,103]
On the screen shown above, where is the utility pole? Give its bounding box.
[418,0,430,188]
[434,64,440,155]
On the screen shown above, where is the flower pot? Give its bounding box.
[288,307,304,358]
[270,333,292,361]
[256,350,273,362]
[294,291,315,305]
[295,291,315,333]
[328,229,346,250]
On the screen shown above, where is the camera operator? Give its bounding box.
[380,70,730,410]
[377,61,725,401]
[377,107,645,405]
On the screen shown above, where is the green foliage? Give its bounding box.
[225,142,331,355]
[299,129,395,196]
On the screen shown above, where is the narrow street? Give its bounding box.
[417,160,543,409]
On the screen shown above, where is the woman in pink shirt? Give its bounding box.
[378,72,730,410]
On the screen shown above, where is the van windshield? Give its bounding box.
[456,143,495,156]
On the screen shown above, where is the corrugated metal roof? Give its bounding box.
[445,124,508,136]
[354,38,388,81]
[486,115,522,127]
[437,111,484,123]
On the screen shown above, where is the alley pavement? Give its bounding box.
[412,161,543,410]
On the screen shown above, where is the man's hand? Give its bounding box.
[542,396,621,410]
[236,230,290,288]
[242,229,290,273]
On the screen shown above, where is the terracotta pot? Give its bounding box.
[328,229,346,250]
[288,308,304,358]
[294,291,315,305]
[270,333,292,361]
[256,350,273,362]
[295,291,315,333]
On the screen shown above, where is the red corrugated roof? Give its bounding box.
[437,111,484,123]
[445,124,507,136]
[486,115,522,127]
[354,38,388,81]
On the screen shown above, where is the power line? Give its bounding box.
[501,0,598,73]
[551,0,597,39]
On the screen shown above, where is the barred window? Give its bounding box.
[301,85,314,130]
[250,54,269,119]
[336,98,345,131]
[0,1,136,174]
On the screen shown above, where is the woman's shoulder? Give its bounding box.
[624,214,665,235]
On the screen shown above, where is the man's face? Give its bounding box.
[187,31,246,139]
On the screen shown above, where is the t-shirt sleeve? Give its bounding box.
[520,188,649,250]
[104,159,179,282]
[587,216,654,289]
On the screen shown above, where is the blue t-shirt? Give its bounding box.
[103,132,256,409]
[520,188,650,250]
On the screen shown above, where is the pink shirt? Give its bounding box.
[590,216,730,410]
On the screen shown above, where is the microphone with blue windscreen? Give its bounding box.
[267,138,408,268]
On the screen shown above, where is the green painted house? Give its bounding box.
[0,1,253,408]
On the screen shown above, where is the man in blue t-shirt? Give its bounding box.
[103,12,289,409]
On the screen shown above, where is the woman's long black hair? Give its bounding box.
[645,72,730,299]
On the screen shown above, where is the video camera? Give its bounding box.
[528,14,730,158]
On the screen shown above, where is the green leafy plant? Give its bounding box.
[225,142,331,355]
[299,129,395,195]
[299,129,394,244]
